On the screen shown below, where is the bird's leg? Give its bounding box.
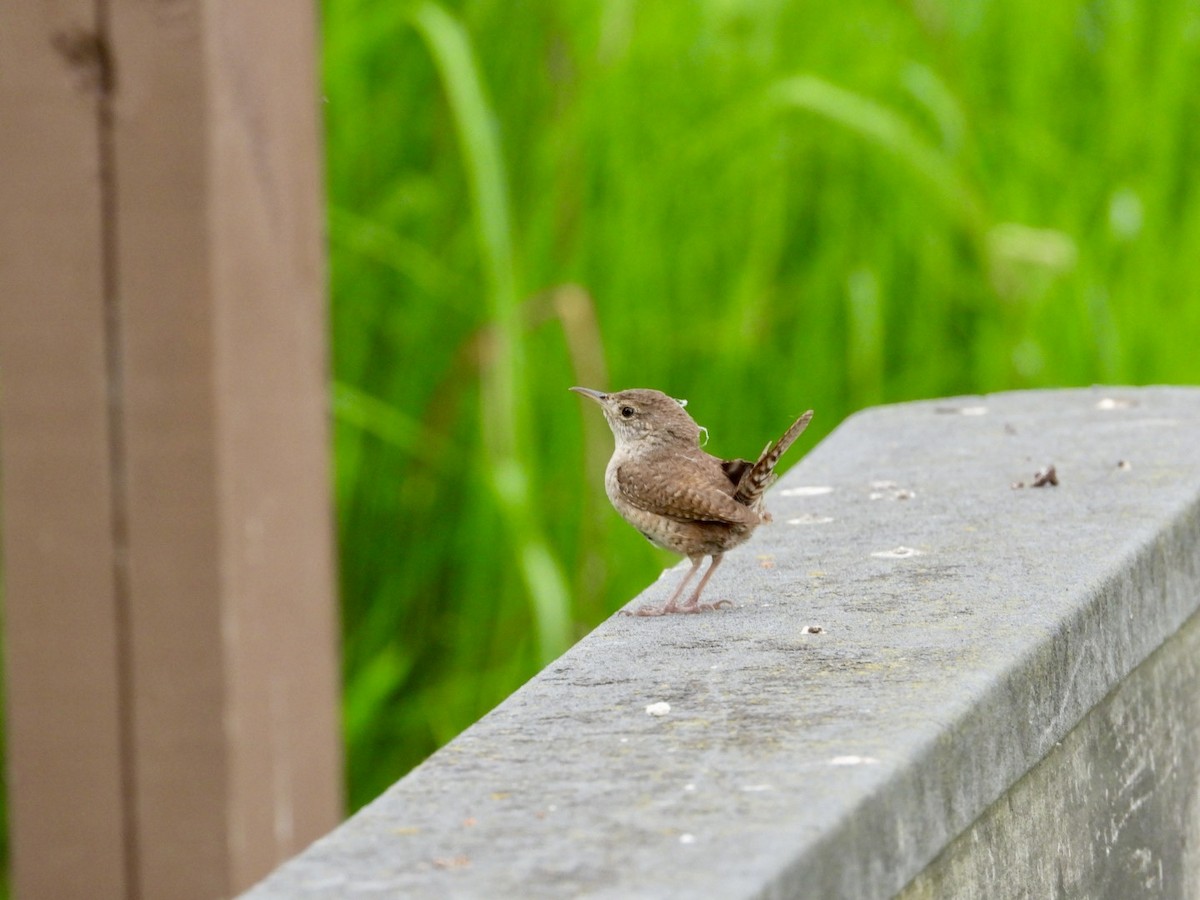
[623,557,703,617]
[677,553,732,612]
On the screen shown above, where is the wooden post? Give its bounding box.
[0,4,342,898]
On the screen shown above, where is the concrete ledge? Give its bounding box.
[899,607,1200,898]
[243,387,1200,899]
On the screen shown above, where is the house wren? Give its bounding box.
[571,387,813,616]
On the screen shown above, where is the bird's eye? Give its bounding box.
[620,406,635,418]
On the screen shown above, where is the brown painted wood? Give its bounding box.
[0,5,130,898]
[0,2,341,896]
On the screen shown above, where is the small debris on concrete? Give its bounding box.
[1012,464,1058,488]
[802,625,824,635]
[1096,397,1136,410]
[869,481,915,500]
[432,855,470,869]
[645,701,671,717]
[869,485,916,501]
[1032,465,1058,487]
[679,834,697,845]
[757,555,775,569]
[1117,459,1133,471]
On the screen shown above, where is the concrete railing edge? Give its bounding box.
[242,386,1200,899]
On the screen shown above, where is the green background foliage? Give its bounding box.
[322,0,1200,810]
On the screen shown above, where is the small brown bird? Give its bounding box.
[571,387,813,616]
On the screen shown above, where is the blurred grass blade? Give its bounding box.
[845,267,884,404]
[410,1,571,661]
[410,2,517,330]
[769,74,985,236]
[343,646,415,749]
[333,382,449,465]
[901,62,966,154]
[328,205,454,296]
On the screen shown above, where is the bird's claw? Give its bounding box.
[620,599,733,617]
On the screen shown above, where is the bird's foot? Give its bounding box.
[681,599,734,613]
[619,606,667,617]
[620,599,733,617]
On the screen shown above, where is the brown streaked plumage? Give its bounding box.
[571,387,813,616]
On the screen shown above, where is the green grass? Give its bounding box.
[322,0,1200,809]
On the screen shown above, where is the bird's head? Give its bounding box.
[570,387,703,449]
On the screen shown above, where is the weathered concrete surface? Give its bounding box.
[242,387,1200,899]
[899,607,1200,899]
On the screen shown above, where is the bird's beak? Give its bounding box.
[569,386,607,404]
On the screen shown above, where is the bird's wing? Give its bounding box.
[615,455,761,527]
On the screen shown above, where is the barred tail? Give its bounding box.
[734,410,814,510]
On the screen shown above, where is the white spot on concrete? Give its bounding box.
[829,755,880,766]
[741,784,773,792]
[787,514,835,525]
[684,783,696,792]
[646,701,671,717]
[1096,397,1134,410]
[870,488,916,501]
[959,406,988,416]
[679,833,697,844]
[871,546,923,559]
[781,485,834,497]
